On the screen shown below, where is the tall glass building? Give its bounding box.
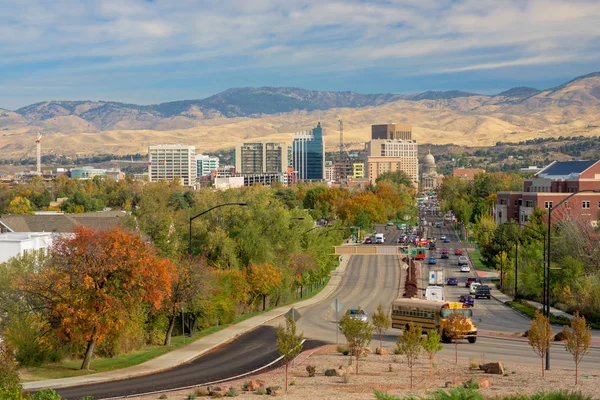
[292,122,324,181]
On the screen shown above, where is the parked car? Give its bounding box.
[474,285,492,299]
[348,308,368,321]
[364,237,372,244]
[447,277,459,286]
[428,257,437,265]
[458,256,469,265]
[444,237,451,243]
[460,264,471,272]
[454,248,463,256]
[469,282,482,295]
[465,277,478,287]
[459,295,475,307]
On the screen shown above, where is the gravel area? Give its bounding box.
[122,345,599,399]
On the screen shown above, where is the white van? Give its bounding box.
[374,233,385,244]
[425,286,444,301]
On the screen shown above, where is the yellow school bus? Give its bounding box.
[391,298,477,343]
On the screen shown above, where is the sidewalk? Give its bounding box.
[24,256,351,391]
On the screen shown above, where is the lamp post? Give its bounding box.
[545,188,600,370]
[188,202,247,255]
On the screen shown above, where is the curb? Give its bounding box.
[24,256,351,391]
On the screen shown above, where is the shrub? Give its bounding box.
[187,394,197,400]
[374,391,402,400]
[159,395,168,399]
[463,376,479,390]
[226,387,238,397]
[32,389,64,400]
[79,397,94,400]
[256,387,267,395]
[289,379,296,386]
[306,364,316,377]
[429,387,485,400]
[0,344,26,400]
[554,331,567,341]
[336,344,349,355]
[195,388,208,396]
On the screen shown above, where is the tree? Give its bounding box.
[19,226,175,370]
[246,262,283,310]
[339,308,374,374]
[562,312,592,384]
[371,304,391,353]
[7,196,34,214]
[527,311,553,377]
[396,323,422,388]
[422,330,443,376]
[276,316,303,392]
[0,342,26,400]
[444,311,472,363]
[376,170,413,188]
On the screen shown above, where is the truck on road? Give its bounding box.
[428,267,444,286]
[374,233,385,244]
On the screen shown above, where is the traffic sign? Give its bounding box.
[285,307,301,322]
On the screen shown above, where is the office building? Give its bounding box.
[353,163,365,179]
[196,155,220,177]
[371,124,412,140]
[235,142,288,175]
[148,144,196,187]
[324,161,335,182]
[366,139,419,185]
[292,122,325,181]
[496,160,600,226]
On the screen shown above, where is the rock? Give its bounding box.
[325,368,337,376]
[376,347,389,355]
[477,378,490,389]
[266,386,281,395]
[246,380,265,391]
[335,365,350,377]
[445,381,453,388]
[479,362,505,375]
[208,385,228,395]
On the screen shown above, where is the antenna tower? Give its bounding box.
[338,117,344,162]
[35,133,42,175]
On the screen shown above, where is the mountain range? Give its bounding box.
[1,72,599,158]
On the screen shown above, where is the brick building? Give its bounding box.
[496,160,600,225]
[453,168,486,180]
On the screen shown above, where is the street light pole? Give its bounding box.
[188,202,247,255]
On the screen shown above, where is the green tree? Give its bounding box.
[396,323,422,388]
[422,330,443,376]
[376,170,413,187]
[7,196,34,214]
[562,312,592,384]
[371,304,391,353]
[339,307,374,374]
[528,311,553,377]
[444,311,472,363]
[276,316,304,392]
[0,342,26,399]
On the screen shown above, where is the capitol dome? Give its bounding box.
[424,151,435,165]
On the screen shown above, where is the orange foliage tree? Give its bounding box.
[19,226,175,370]
[339,192,387,225]
[246,263,283,310]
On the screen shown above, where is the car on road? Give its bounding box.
[440,235,447,240]
[348,308,367,322]
[441,251,449,259]
[474,285,492,299]
[364,237,372,244]
[458,256,469,265]
[454,248,463,256]
[465,277,478,287]
[447,277,458,286]
[428,257,437,265]
[387,221,394,226]
[429,242,436,250]
[459,295,475,307]
[469,282,482,295]
[444,237,451,243]
[460,264,471,272]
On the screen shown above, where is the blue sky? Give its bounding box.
[1,0,600,110]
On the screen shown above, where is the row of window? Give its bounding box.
[501,199,600,209]
[392,307,435,319]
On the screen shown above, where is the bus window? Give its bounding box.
[440,308,472,319]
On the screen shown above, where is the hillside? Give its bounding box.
[0,72,599,158]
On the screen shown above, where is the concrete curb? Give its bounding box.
[24,256,351,391]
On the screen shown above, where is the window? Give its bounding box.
[500,199,507,205]
[526,200,534,207]
[582,201,590,209]
[544,201,553,209]
[514,212,518,219]
[514,200,519,206]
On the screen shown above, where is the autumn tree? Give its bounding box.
[563,312,592,384]
[527,311,553,377]
[444,311,472,363]
[7,196,34,214]
[0,342,26,400]
[276,316,304,392]
[371,304,391,353]
[396,323,422,388]
[246,262,283,310]
[422,330,443,376]
[19,226,175,370]
[339,307,374,374]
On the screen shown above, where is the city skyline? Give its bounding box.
[1,0,600,109]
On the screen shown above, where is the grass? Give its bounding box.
[469,250,496,272]
[373,388,592,400]
[506,300,575,327]
[22,276,331,381]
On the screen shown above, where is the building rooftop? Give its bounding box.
[0,210,127,233]
[537,160,598,179]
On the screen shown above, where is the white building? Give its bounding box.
[196,154,220,177]
[367,139,419,185]
[148,144,197,187]
[0,232,54,263]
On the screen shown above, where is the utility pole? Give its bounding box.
[36,133,42,175]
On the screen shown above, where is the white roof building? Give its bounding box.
[0,232,54,263]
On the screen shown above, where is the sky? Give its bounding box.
[1,0,600,110]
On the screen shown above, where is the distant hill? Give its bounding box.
[1,71,599,158]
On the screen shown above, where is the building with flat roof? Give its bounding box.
[366,139,419,185]
[453,168,486,181]
[196,154,220,177]
[292,122,324,181]
[496,160,600,225]
[353,163,365,179]
[235,142,288,175]
[148,144,196,187]
[0,232,54,263]
[371,123,412,140]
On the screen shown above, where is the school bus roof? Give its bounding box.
[392,298,448,309]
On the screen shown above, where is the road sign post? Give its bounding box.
[331,298,343,344]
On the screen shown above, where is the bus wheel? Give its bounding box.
[441,332,451,343]
[468,336,477,344]
[405,324,410,332]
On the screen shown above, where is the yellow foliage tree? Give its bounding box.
[7,196,34,214]
[246,262,283,310]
